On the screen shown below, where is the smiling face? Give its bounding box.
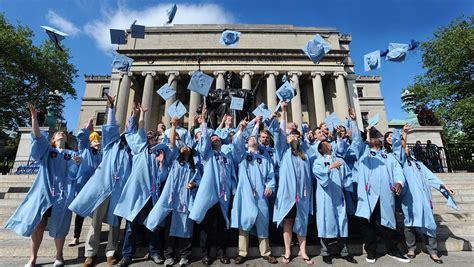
[314,128,326,141]
[247,136,258,150]
[320,123,329,135]
[90,140,101,150]
[147,131,158,146]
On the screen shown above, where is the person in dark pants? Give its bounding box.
[200,204,229,263]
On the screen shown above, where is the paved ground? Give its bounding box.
[3,252,473,267]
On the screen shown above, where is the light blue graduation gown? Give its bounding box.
[68,124,132,226]
[144,151,201,238]
[312,155,352,238]
[6,133,79,238]
[391,131,457,237]
[353,132,405,229]
[74,128,102,193]
[113,128,169,223]
[188,123,237,229]
[272,127,313,236]
[231,134,276,238]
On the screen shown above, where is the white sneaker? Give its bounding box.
[164,258,175,266]
[366,257,376,263]
[179,258,189,266]
[24,264,34,267]
[388,253,410,263]
[53,259,64,267]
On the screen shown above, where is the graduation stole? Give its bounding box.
[366,151,394,192]
[48,148,72,199]
[245,153,264,198]
[168,161,194,212]
[215,152,229,201]
[408,158,433,209]
[289,153,307,203]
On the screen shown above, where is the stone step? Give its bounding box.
[432,194,474,202]
[434,212,474,222]
[0,234,471,258]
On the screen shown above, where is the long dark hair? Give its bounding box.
[383,131,393,153]
[177,147,196,171]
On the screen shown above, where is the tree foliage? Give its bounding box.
[405,15,474,141]
[0,13,78,131]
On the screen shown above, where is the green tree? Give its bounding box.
[0,13,78,131]
[405,15,474,141]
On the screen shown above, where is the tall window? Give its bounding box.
[96,112,106,126]
[357,86,364,97]
[361,112,369,127]
[101,86,110,98]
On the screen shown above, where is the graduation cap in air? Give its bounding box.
[156,83,176,101]
[111,54,133,73]
[276,81,295,102]
[41,26,68,51]
[230,97,244,111]
[130,21,145,39]
[386,43,409,62]
[368,113,380,127]
[110,29,127,45]
[408,39,420,51]
[324,112,343,132]
[166,4,178,24]
[167,100,187,119]
[303,34,331,64]
[219,30,241,47]
[364,50,381,72]
[187,71,214,96]
[252,103,272,120]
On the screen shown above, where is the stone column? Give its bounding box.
[188,71,202,129]
[311,71,326,125]
[141,71,156,131]
[288,71,303,130]
[115,72,132,132]
[264,71,279,111]
[240,71,254,90]
[214,71,226,89]
[333,71,349,119]
[164,71,179,127]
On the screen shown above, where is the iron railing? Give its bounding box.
[407,143,474,173]
[8,160,40,175]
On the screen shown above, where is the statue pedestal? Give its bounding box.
[14,127,52,162]
[406,126,444,147]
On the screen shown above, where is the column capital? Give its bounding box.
[141,71,157,77]
[287,71,302,77]
[213,70,227,77]
[165,71,180,77]
[264,71,279,76]
[239,71,254,77]
[121,72,133,78]
[310,71,326,77]
[333,71,347,77]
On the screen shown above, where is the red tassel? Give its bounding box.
[296,194,299,204]
[365,183,369,192]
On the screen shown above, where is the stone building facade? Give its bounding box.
[77,24,389,133]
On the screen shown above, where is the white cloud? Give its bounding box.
[46,10,81,36]
[84,3,236,52]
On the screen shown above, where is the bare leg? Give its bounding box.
[297,235,313,265]
[54,237,65,262]
[282,219,293,263]
[28,217,48,265]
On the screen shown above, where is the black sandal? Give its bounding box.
[281,255,291,264]
[430,255,443,264]
[301,257,314,265]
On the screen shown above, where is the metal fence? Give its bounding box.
[407,143,474,173]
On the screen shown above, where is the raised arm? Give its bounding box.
[170,117,178,148]
[105,93,116,126]
[77,117,94,151]
[232,119,249,162]
[137,103,148,129]
[28,103,41,138]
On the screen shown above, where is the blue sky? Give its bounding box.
[1,0,472,131]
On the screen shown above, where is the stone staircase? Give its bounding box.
[0,173,472,258]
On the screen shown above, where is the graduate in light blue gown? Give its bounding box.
[114,104,169,266]
[5,103,81,267]
[312,140,358,264]
[69,118,102,246]
[392,125,457,263]
[231,119,278,264]
[144,118,201,266]
[188,109,237,265]
[351,112,409,263]
[68,95,132,265]
[272,102,313,265]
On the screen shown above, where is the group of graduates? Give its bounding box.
[5,94,458,267]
